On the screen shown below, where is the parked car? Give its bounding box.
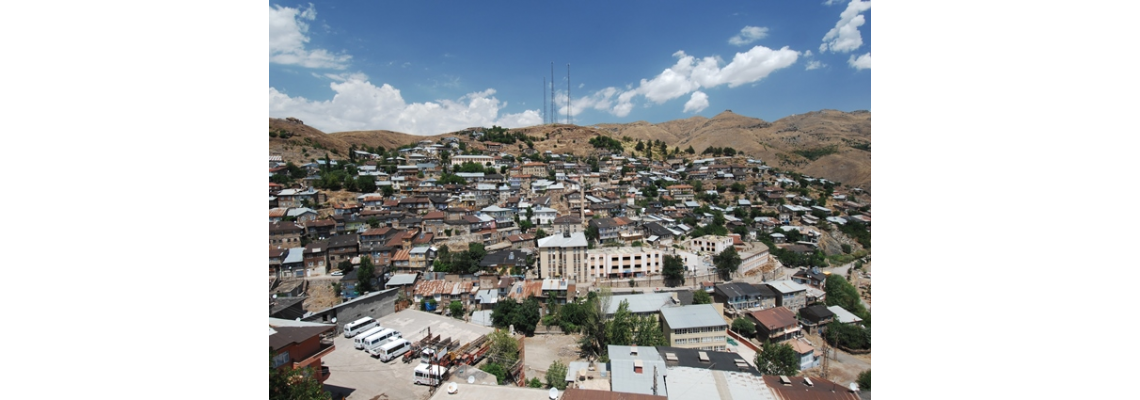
[331,270,344,276]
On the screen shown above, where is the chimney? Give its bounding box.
[633,358,643,374]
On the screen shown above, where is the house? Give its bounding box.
[279,247,305,279]
[690,235,734,254]
[269,221,304,247]
[827,305,864,325]
[791,267,828,289]
[269,207,289,222]
[659,304,728,351]
[286,207,319,224]
[325,234,359,269]
[303,240,329,275]
[788,337,821,370]
[798,304,835,334]
[478,249,529,275]
[303,218,336,240]
[540,278,576,305]
[589,217,621,243]
[665,184,694,201]
[531,206,558,225]
[408,245,435,271]
[520,162,548,176]
[269,247,286,276]
[269,318,336,384]
[765,280,809,312]
[713,282,770,312]
[749,307,801,342]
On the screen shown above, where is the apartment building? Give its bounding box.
[659,304,729,352]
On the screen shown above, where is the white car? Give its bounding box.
[331,270,344,276]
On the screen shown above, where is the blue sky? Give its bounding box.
[269,0,871,135]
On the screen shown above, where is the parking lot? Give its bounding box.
[321,309,495,400]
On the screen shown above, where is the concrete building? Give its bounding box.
[584,246,665,280]
[765,280,809,313]
[537,231,588,279]
[608,345,669,397]
[659,304,729,351]
[269,318,336,384]
[690,235,734,254]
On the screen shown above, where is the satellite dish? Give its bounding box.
[295,317,301,321]
[272,294,277,299]
[467,375,475,384]
[548,388,558,399]
[331,317,337,323]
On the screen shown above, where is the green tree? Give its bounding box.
[483,362,508,385]
[527,378,543,388]
[366,217,380,228]
[606,300,634,346]
[270,350,331,400]
[857,369,871,390]
[357,256,375,292]
[632,314,665,346]
[487,329,520,367]
[732,317,756,337]
[449,301,464,320]
[662,255,685,287]
[755,341,799,376]
[512,297,542,335]
[713,247,742,280]
[686,145,695,154]
[491,299,518,328]
[585,224,600,242]
[546,360,569,390]
[692,290,712,304]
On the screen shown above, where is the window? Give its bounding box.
[272,351,291,368]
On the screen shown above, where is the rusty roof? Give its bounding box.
[762,375,860,400]
[392,248,411,261]
[750,307,799,330]
[414,279,446,296]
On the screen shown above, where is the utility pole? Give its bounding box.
[543,77,547,125]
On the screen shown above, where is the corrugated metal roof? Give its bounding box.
[659,304,726,330]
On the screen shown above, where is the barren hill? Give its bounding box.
[268,109,870,191]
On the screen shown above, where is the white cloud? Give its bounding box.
[728,26,769,46]
[568,45,797,117]
[820,0,872,54]
[683,91,710,113]
[806,61,825,70]
[804,50,814,57]
[848,52,871,70]
[823,0,843,5]
[269,77,541,135]
[269,4,351,69]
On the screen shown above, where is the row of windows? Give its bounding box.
[672,326,726,335]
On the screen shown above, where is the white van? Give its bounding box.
[363,329,403,356]
[375,338,412,362]
[353,326,386,350]
[343,317,378,338]
[413,363,446,386]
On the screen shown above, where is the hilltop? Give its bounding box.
[269,109,871,191]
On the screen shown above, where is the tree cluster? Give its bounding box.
[755,341,799,376]
[588,135,624,153]
[431,243,487,275]
[490,296,542,336]
[701,146,737,157]
[713,246,742,280]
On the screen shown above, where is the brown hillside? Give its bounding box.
[268,109,870,191]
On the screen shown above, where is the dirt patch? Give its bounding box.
[304,280,341,312]
[801,332,870,386]
[521,334,587,381]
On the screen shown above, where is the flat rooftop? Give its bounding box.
[427,382,555,400]
[375,308,493,348]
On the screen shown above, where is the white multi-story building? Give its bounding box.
[584,247,665,281]
[537,231,588,279]
[450,155,496,167]
[690,235,734,254]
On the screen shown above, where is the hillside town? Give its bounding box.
[269,126,873,400]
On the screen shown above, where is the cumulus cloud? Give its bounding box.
[567,46,797,117]
[805,61,825,70]
[848,52,871,70]
[823,0,843,5]
[820,0,872,54]
[683,91,710,113]
[728,26,769,46]
[269,77,541,135]
[269,4,351,69]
